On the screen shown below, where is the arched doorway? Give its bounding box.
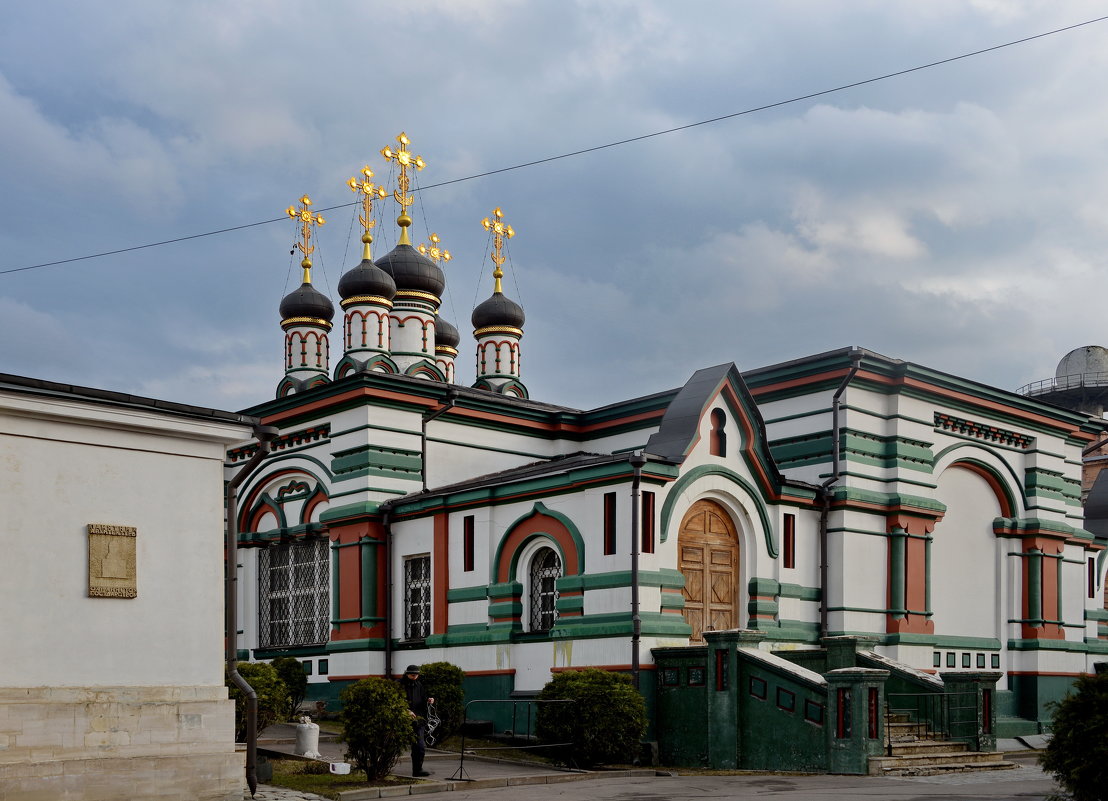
[678,499,739,641]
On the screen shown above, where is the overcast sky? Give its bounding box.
[3,1,1108,412]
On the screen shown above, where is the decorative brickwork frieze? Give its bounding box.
[933,412,1031,448]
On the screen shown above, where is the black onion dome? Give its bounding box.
[280,282,335,322]
[472,292,525,330]
[376,244,445,297]
[436,317,460,348]
[338,257,396,301]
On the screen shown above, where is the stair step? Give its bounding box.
[876,760,1020,777]
[886,740,969,756]
[869,751,1011,774]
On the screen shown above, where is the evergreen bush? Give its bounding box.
[340,678,414,780]
[1039,669,1108,801]
[226,662,290,742]
[418,661,466,742]
[271,656,308,718]
[535,668,647,768]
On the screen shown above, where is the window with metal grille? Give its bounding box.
[529,547,561,632]
[258,539,329,648]
[404,555,431,639]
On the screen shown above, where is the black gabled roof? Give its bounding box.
[0,373,257,426]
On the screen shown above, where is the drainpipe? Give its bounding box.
[421,388,458,492]
[818,350,863,638]
[382,502,394,680]
[225,423,279,798]
[629,453,646,689]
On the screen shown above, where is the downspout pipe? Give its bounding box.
[421,388,458,492]
[818,350,863,639]
[225,423,279,798]
[629,453,646,689]
[381,502,394,680]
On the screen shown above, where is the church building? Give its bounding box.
[230,133,1108,743]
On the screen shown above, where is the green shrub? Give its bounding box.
[226,662,290,742]
[340,678,414,780]
[535,668,647,768]
[271,657,308,718]
[419,662,465,743]
[1040,669,1108,801]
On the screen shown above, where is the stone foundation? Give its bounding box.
[0,685,242,801]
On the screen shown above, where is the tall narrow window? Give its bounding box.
[529,547,561,632]
[258,539,330,648]
[603,492,617,555]
[404,555,431,639]
[641,491,656,554]
[463,516,475,572]
[1089,556,1096,599]
[710,408,727,457]
[783,514,796,569]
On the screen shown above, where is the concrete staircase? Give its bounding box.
[868,716,1019,776]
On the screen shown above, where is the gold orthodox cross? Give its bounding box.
[380,131,425,245]
[348,166,387,259]
[286,194,325,282]
[481,207,515,293]
[418,233,452,266]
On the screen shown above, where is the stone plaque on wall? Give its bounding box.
[87,524,137,598]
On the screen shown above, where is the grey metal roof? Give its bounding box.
[0,373,258,427]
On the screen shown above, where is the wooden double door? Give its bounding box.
[678,499,740,641]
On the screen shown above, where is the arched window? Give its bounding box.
[710,409,727,457]
[529,547,561,632]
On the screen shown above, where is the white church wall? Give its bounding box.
[0,383,251,801]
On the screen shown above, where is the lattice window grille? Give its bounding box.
[529,548,561,632]
[258,539,329,648]
[404,555,431,640]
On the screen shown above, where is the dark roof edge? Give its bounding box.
[0,373,259,427]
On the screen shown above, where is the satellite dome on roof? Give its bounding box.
[436,316,460,348]
[472,292,525,330]
[1056,345,1108,379]
[338,258,396,302]
[280,281,335,323]
[376,244,446,297]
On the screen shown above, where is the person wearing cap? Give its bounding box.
[398,665,434,777]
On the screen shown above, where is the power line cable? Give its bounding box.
[3,13,1105,279]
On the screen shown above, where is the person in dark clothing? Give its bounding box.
[399,664,434,777]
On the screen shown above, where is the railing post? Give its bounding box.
[825,668,889,774]
[938,671,1002,752]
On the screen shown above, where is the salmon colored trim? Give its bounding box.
[550,664,656,673]
[751,368,1095,441]
[494,511,581,583]
[465,669,517,677]
[947,461,1014,517]
[262,385,666,436]
[433,513,449,636]
[1007,671,1086,677]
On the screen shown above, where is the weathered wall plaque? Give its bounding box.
[87,524,137,598]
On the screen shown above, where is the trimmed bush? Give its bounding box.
[1039,670,1108,801]
[536,668,647,768]
[226,662,290,742]
[340,678,414,780]
[419,661,465,743]
[271,657,308,718]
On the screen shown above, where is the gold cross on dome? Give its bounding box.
[481,207,515,294]
[418,233,452,266]
[380,131,426,245]
[348,166,387,260]
[285,194,325,282]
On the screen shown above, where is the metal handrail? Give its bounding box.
[1017,371,1108,396]
[450,698,578,781]
[884,691,979,755]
